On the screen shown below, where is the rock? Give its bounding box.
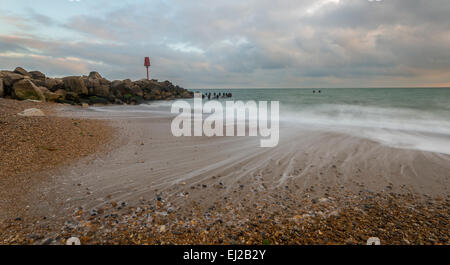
[131,85,144,97]
[182,91,194,98]
[18,108,45,117]
[84,78,99,95]
[88,71,102,79]
[111,80,122,91]
[65,92,79,103]
[13,79,45,101]
[2,72,25,87]
[63,76,88,95]
[55,89,67,99]
[84,77,99,87]
[0,78,3,97]
[94,84,110,98]
[29,71,46,80]
[66,237,81,245]
[44,78,60,91]
[1,68,193,104]
[30,78,46,87]
[117,79,133,97]
[38,87,61,102]
[14,67,31,77]
[37,86,50,95]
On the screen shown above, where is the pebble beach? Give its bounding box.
[0,100,448,245]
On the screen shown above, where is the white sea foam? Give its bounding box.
[279,104,450,155]
[89,101,450,155]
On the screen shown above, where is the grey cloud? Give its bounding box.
[1,0,449,88]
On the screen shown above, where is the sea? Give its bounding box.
[90,87,450,155]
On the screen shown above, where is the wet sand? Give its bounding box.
[1,104,449,244]
[52,106,449,210]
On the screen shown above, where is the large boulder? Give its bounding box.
[2,71,25,87]
[31,78,46,87]
[37,86,62,102]
[65,92,79,103]
[63,76,88,95]
[182,91,194,98]
[99,77,111,86]
[29,71,46,80]
[111,80,122,91]
[88,71,102,79]
[13,79,45,101]
[161,91,174,100]
[131,85,144,97]
[37,89,65,102]
[55,89,67,99]
[85,78,100,88]
[14,67,31,77]
[111,80,131,97]
[45,78,63,91]
[117,79,133,95]
[94,85,110,97]
[83,77,100,95]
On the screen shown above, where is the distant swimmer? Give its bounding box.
[313,90,316,93]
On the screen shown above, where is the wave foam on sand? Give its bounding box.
[52,104,450,213]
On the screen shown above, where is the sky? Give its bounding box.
[0,0,449,88]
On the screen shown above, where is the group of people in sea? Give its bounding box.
[313,90,322,94]
[201,92,233,100]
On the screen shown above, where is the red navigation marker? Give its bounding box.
[144,57,151,80]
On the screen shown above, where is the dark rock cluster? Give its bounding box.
[0,67,193,105]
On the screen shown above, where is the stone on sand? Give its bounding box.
[18,108,45,117]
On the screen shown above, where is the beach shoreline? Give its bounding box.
[0,100,449,245]
[0,99,115,221]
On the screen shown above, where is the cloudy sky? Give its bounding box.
[1,0,449,88]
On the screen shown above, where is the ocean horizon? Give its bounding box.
[89,87,450,155]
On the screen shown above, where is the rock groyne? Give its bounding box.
[0,67,193,105]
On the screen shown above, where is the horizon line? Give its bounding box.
[189,86,450,90]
